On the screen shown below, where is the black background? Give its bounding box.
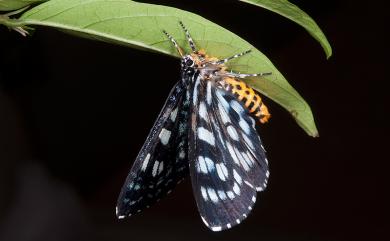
[0,0,388,241]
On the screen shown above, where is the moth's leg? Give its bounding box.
[216,49,252,65]
[223,71,272,79]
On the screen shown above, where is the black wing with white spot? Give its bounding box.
[188,76,269,231]
[116,81,190,218]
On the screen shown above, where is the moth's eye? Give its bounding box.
[186,59,194,66]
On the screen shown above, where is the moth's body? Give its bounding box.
[186,51,270,124]
[117,22,271,232]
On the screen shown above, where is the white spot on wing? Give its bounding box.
[217,190,227,200]
[220,163,228,177]
[141,153,151,171]
[230,100,244,114]
[201,186,208,201]
[216,90,229,109]
[179,150,185,159]
[159,128,171,145]
[206,81,212,105]
[216,164,226,181]
[211,226,222,232]
[198,156,208,174]
[227,126,239,141]
[227,191,235,200]
[207,188,219,203]
[199,101,208,121]
[204,157,215,172]
[158,161,164,174]
[226,142,240,165]
[198,127,215,146]
[239,119,251,135]
[233,182,241,195]
[170,108,178,122]
[235,148,250,171]
[193,78,200,104]
[218,103,230,124]
[233,169,243,185]
[152,161,159,177]
[242,133,254,150]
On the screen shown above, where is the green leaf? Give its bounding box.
[240,0,332,59]
[0,0,46,11]
[16,0,318,136]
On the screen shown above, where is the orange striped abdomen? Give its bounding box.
[223,77,270,124]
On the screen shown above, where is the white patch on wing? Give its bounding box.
[226,142,240,165]
[179,150,185,159]
[207,188,219,203]
[204,157,215,172]
[230,100,244,114]
[201,186,208,201]
[233,169,243,185]
[141,153,151,171]
[170,107,178,122]
[211,226,222,232]
[158,161,164,175]
[233,182,241,195]
[218,103,230,124]
[198,101,208,121]
[216,89,230,109]
[198,127,215,146]
[235,147,250,171]
[159,128,171,145]
[227,126,239,141]
[216,163,227,181]
[198,156,208,174]
[227,191,235,200]
[242,133,255,150]
[206,81,212,105]
[152,161,159,177]
[220,163,228,177]
[239,118,251,135]
[241,152,253,167]
[217,190,227,200]
[193,78,200,105]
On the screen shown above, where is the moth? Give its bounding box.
[116,22,271,231]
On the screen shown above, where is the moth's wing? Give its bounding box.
[116,81,190,218]
[188,77,269,231]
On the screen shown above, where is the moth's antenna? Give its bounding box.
[163,30,184,57]
[179,21,197,53]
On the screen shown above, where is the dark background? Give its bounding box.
[0,0,388,240]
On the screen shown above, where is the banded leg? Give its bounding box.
[216,49,252,65]
[224,71,272,79]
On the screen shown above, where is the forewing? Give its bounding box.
[189,76,269,231]
[116,81,190,218]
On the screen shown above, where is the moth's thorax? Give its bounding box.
[183,50,271,123]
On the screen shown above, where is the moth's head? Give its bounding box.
[181,55,196,69]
